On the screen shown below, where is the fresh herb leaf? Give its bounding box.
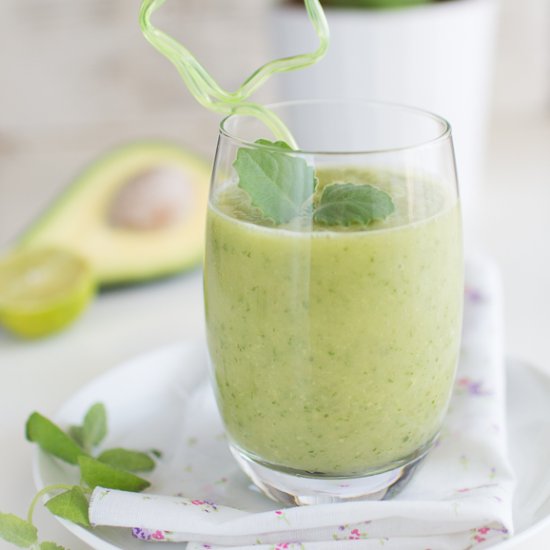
[0,513,37,548]
[25,413,86,465]
[45,487,90,528]
[234,139,315,224]
[313,182,395,226]
[78,456,150,492]
[98,448,155,472]
[82,403,107,449]
[40,543,66,550]
[150,449,163,459]
[68,426,85,448]
[255,139,292,150]
[13,405,156,550]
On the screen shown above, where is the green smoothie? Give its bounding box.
[204,168,462,476]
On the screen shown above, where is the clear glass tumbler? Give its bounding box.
[204,100,463,505]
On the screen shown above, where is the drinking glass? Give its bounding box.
[204,99,463,505]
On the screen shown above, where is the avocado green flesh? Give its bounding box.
[205,169,463,475]
[19,142,211,286]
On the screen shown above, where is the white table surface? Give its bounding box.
[1,112,549,549]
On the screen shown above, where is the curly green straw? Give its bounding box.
[139,0,330,148]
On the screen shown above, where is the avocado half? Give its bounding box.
[19,142,211,287]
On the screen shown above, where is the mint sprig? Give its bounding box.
[81,404,107,450]
[313,182,395,226]
[79,456,150,492]
[98,448,155,472]
[26,414,86,465]
[1,403,158,549]
[44,488,90,528]
[233,140,395,227]
[68,403,107,453]
[0,513,37,548]
[233,139,316,224]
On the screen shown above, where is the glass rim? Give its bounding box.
[219,98,452,156]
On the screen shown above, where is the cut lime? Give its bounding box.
[0,248,96,339]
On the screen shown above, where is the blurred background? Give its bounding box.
[0,0,549,548]
[1,0,549,360]
[0,0,548,244]
[0,0,269,244]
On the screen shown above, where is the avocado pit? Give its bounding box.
[109,166,193,230]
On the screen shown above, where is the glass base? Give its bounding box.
[230,444,432,505]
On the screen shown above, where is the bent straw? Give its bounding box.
[139,0,329,147]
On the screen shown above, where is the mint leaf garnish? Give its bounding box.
[25,413,86,465]
[78,456,150,492]
[82,403,107,449]
[6,404,160,549]
[0,513,37,548]
[313,182,395,226]
[233,139,315,224]
[45,487,90,528]
[255,139,292,150]
[98,448,155,472]
[68,403,106,452]
[68,425,85,448]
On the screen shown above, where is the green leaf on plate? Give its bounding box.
[25,413,86,465]
[68,425,85,448]
[40,542,67,550]
[98,448,155,472]
[234,139,315,224]
[313,182,395,227]
[150,449,163,459]
[45,487,90,528]
[82,403,107,449]
[0,513,38,548]
[79,456,150,492]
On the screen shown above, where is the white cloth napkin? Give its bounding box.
[89,257,515,549]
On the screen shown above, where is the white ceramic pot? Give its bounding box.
[270,0,500,230]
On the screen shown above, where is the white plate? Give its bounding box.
[33,343,550,549]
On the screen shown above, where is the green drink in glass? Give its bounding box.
[205,100,463,503]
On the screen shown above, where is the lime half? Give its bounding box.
[0,248,96,339]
